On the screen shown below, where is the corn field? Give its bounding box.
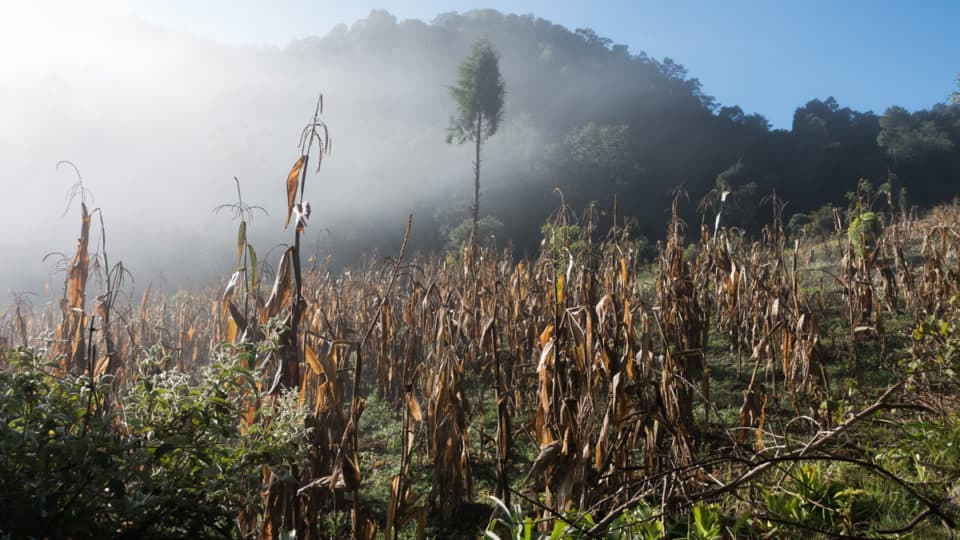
[3,105,960,539]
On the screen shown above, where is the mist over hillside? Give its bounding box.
[2,7,958,298]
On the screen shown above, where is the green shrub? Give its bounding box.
[0,348,309,539]
[909,293,960,388]
[848,211,883,257]
[446,216,505,250]
[789,203,838,237]
[540,222,585,260]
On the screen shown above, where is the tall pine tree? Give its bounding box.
[447,38,505,251]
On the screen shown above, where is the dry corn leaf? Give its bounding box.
[523,440,561,485]
[385,475,401,540]
[225,317,238,343]
[284,155,306,228]
[67,203,92,311]
[261,247,294,324]
[359,517,377,540]
[407,393,424,422]
[305,343,323,375]
[226,301,247,336]
[223,271,240,303]
[539,324,554,348]
[480,316,495,349]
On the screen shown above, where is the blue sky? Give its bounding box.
[107,0,960,129]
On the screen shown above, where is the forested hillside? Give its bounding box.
[283,9,959,257]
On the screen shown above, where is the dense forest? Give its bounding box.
[283,9,960,258]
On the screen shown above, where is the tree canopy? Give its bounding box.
[446,38,505,145]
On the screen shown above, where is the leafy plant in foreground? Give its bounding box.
[0,347,309,539]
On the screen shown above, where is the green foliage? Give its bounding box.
[0,350,124,538]
[483,496,541,540]
[909,294,960,385]
[687,503,723,539]
[565,123,636,186]
[447,38,506,145]
[483,497,728,539]
[714,161,761,230]
[540,222,585,260]
[434,200,471,239]
[847,211,883,257]
[610,504,664,539]
[878,105,954,160]
[787,212,812,235]
[793,203,839,237]
[887,414,960,479]
[762,464,868,536]
[715,159,748,188]
[845,179,886,258]
[484,496,668,540]
[0,348,309,539]
[447,215,505,250]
